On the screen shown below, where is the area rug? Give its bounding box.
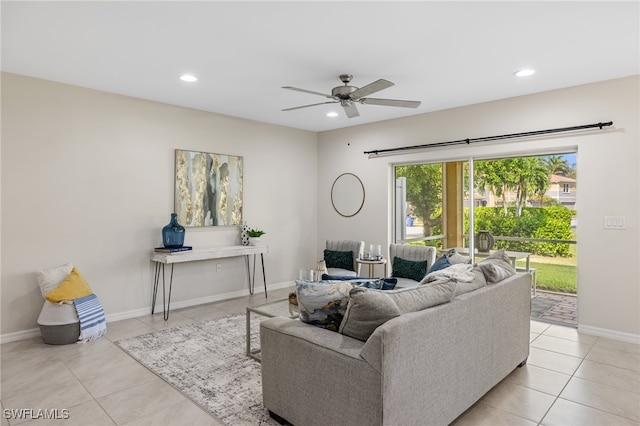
[115,314,278,425]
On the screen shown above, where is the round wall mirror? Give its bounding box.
[331,173,365,217]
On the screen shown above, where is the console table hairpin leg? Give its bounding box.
[151,252,267,321]
[246,253,267,297]
[151,262,174,321]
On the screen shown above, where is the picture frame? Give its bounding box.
[174,149,243,227]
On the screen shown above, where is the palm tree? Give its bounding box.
[475,159,516,215]
[512,157,550,216]
[475,157,550,217]
[544,156,571,176]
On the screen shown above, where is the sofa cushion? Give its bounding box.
[321,274,397,290]
[393,277,421,288]
[478,249,516,283]
[326,268,357,277]
[452,265,487,296]
[338,281,456,341]
[392,256,427,282]
[324,249,354,271]
[296,280,353,332]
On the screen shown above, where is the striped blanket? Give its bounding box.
[73,294,107,342]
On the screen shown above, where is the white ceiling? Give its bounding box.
[2,1,638,132]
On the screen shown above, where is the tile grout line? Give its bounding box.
[536,351,589,425]
[535,324,599,425]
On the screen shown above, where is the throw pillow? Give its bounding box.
[446,249,471,265]
[323,249,354,271]
[36,262,74,298]
[321,274,371,281]
[45,267,93,303]
[339,280,456,341]
[392,257,427,282]
[478,249,516,283]
[427,254,451,274]
[296,280,353,332]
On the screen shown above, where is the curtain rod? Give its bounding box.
[364,121,613,157]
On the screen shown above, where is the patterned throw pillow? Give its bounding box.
[296,280,353,331]
[323,249,354,271]
[392,256,428,282]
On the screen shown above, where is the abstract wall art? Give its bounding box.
[174,149,243,227]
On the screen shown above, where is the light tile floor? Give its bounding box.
[2,286,638,426]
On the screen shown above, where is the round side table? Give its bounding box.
[356,258,387,277]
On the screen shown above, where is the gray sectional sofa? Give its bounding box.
[260,272,531,426]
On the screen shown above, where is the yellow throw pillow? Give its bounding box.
[45,267,93,303]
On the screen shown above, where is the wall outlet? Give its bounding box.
[216,263,222,272]
[604,216,626,230]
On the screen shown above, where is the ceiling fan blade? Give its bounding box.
[342,101,360,118]
[282,86,332,98]
[349,79,394,100]
[360,98,421,108]
[282,101,338,112]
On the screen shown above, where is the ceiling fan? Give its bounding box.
[282,74,421,118]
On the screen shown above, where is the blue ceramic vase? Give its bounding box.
[162,213,185,248]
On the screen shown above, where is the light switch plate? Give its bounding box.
[604,216,626,229]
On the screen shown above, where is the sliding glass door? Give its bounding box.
[394,152,578,325]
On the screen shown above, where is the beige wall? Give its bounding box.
[1,73,318,339]
[318,76,640,341]
[3,73,639,343]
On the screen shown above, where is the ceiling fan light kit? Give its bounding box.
[282,74,421,118]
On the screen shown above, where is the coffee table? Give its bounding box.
[246,297,299,361]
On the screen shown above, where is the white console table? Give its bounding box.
[150,245,268,320]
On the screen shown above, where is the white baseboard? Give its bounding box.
[0,328,42,344]
[1,281,294,344]
[578,324,640,345]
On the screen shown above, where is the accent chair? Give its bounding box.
[324,240,365,277]
[389,243,436,288]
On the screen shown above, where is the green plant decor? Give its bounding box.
[247,229,266,237]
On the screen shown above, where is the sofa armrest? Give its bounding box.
[260,317,381,426]
[358,272,531,426]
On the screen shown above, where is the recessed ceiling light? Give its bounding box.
[515,69,535,77]
[180,74,198,82]
[326,111,339,118]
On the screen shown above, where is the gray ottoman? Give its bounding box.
[37,301,80,345]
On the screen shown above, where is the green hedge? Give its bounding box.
[465,206,573,257]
